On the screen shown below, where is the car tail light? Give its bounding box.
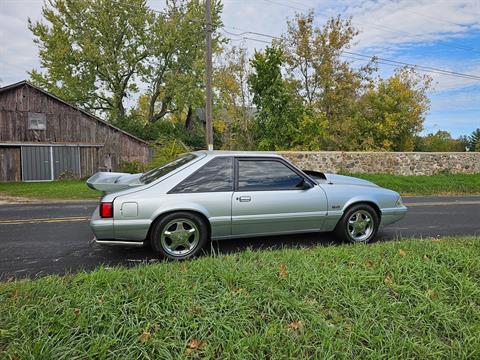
[100,202,113,218]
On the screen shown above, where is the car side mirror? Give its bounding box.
[296,178,313,190]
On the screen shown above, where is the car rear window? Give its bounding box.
[140,153,197,184]
[170,157,234,193]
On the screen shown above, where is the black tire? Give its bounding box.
[150,212,209,260]
[334,204,379,243]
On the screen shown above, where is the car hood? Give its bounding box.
[324,173,378,187]
[86,172,143,192]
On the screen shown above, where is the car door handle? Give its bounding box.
[237,196,251,202]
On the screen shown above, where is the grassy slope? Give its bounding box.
[343,173,480,195]
[1,237,479,358]
[0,180,100,200]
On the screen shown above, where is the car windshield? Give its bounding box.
[140,153,198,184]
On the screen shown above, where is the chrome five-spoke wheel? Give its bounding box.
[151,212,209,259]
[334,204,379,243]
[160,218,199,256]
[347,210,373,242]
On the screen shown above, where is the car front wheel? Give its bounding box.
[151,212,209,259]
[334,204,379,243]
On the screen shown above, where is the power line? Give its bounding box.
[220,27,480,81]
[262,0,309,12]
[258,0,480,54]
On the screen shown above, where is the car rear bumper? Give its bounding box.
[90,206,115,239]
[380,206,407,227]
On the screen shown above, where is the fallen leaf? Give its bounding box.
[306,298,318,305]
[11,289,19,300]
[289,320,303,330]
[367,259,374,268]
[423,255,429,260]
[384,274,393,285]
[279,263,288,279]
[186,339,202,353]
[426,289,436,299]
[398,249,406,257]
[139,330,151,343]
[231,287,244,294]
[181,264,188,273]
[73,308,81,317]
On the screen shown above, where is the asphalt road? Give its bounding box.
[1,196,479,279]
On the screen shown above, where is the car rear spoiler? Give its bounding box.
[86,172,143,192]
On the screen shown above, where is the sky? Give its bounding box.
[1,0,479,137]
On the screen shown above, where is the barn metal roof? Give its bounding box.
[0,80,149,146]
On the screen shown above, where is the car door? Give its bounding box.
[231,157,328,237]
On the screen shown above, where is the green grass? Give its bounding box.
[0,180,100,200]
[1,237,479,358]
[343,173,480,195]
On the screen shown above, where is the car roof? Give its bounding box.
[192,150,283,158]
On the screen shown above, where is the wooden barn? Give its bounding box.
[0,80,151,182]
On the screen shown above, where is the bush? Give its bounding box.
[148,138,191,169]
[118,161,147,174]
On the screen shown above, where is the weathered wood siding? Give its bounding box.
[0,147,21,181]
[0,83,150,180]
[80,147,99,178]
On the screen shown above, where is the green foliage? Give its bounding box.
[119,161,147,174]
[29,0,223,134]
[141,0,223,125]
[248,46,305,150]
[214,46,255,150]
[468,128,480,151]
[415,130,465,152]
[29,0,153,123]
[281,13,375,150]
[245,12,432,152]
[148,137,190,169]
[29,1,438,152]
[1,237,480,358]
[354,68,432,151]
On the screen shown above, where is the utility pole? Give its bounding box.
[204,0,213,151]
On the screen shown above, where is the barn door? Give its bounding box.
[52,146,80,179]
[21,146,52,181]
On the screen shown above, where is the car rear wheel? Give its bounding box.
[151,212,209,259]
[334,204,379,243]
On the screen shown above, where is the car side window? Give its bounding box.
[238,160,304,191]
[171,157,233,193]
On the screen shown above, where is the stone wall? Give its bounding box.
[280,151,480,175]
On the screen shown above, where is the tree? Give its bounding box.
[214,45,255,149]
[354,67,432,151]
[29,0,153,123]
[416,130,464,152]
[468,128,480,151]
[281,12,375,149]
[248,46,304,150]
[142,0,223,126]
[29,0,224,135]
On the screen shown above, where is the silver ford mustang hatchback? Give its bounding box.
[88,151,407,259]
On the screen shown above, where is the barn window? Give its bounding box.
[28,112,47,130]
